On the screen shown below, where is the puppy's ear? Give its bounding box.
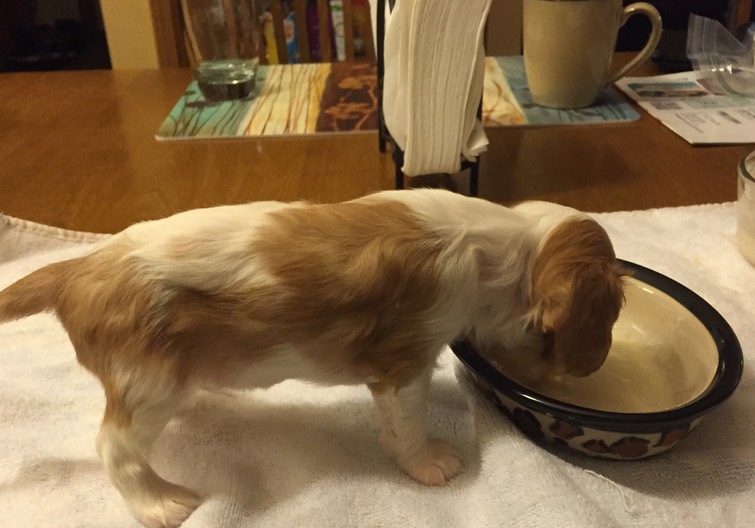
[531,219,626,377]
[532,279,572,334]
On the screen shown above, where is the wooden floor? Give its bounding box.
[0,67,752,234]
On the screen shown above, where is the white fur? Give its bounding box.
[114,201,303,292]
[365,190,586,355]
[370,367,463,486]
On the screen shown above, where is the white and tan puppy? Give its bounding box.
[0,189,625,528]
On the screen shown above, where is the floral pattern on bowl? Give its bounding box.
[472,371,703,459]
[452,260,743,460]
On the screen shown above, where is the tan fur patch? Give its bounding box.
[157,199,448,388]
[531,218,626,376]
[38,199,448,402]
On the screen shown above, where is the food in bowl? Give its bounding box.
[452,260,743,459]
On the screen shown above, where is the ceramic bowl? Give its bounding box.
[451,260,743,460]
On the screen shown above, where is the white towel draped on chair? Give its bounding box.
[382,0,491,177]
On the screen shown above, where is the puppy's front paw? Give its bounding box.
[397,439,464,486]
[131,482,203,528]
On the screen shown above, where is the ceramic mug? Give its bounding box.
[523,0,662,109]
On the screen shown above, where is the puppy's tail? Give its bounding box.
[0,260,73,322]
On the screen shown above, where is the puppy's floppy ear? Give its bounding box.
[531,218,627,377]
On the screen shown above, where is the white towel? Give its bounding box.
[1,203,754,528]
[382,0,491,177]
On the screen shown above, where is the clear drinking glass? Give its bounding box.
[737,150,755,267]
[189,0,262,101]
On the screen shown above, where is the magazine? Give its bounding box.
[615,71,755,144]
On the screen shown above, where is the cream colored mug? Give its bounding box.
[523,0,662,109]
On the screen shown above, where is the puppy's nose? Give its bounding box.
[566,346,609,377]
[567,362,600,378]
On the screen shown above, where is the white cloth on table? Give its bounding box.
[0,203,754,527]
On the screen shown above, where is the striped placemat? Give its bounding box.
[156,57,639,140]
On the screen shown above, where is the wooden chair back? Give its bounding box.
[726,0,753,32]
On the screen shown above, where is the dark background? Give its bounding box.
[617,0,755,71]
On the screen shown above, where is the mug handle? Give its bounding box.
[608,2,663,83]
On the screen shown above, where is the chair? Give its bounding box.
[180,0,376,66]
[727,0,753,32]
[376,0,483,196]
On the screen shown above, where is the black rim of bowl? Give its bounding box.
[451,259,744,433]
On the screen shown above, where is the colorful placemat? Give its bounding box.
[156,56,639,140]
[156,62,378,139]
[483,56,640,126]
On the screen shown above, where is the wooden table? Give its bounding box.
[1,58,752,234]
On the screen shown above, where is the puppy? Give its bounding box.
[0,189,625,528]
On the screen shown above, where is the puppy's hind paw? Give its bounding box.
[398,438,464,486]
